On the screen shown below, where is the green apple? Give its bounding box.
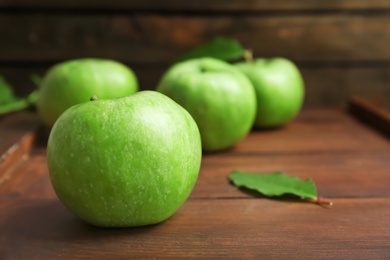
[37,58,138,127]
[156,57,256,152]
[47,91,201,227]
[235,58,305,128]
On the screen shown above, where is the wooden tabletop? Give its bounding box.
[0,107,389,259]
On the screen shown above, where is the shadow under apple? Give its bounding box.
[0,199,164,245]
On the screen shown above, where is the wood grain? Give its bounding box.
[349,96,390,137]
[2,13,390,63]
[0,112,40,178]
[0,109,389,259]
[235,109,390,152]
[2,4,390,107]
[0,112,39,158]
[1,198,390,259]
[2,0,390,11]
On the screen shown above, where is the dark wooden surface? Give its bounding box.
[2,0,390,11]
[0,108,389,259]
[349,96,390,137]
[1,1,390,107]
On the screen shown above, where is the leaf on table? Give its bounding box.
[175,37,245,63]
[229,170,332,206]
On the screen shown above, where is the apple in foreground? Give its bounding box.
[235,58,305,128]
[47,91,202,227]
[157,57,257,152]
[37,58,138,127]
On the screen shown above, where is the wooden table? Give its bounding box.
[1,106,389,259]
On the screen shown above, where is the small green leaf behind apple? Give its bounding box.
[235,57,305,128]
[0,76,38,115]
[175,37,246,63]
[47,91,202,227]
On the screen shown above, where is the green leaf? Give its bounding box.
[0,76,18,105]
[0,75,39,115]
[229,170,317,199]
[176,37,245,63]
[30,73,43,87]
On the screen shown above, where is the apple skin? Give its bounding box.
[47,91,201,227]
[235,58,305,128]
[156,57,257,152]
[37,58,138,127]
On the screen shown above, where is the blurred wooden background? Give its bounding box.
[1,0,390,107]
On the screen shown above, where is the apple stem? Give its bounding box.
[244,49,254,62]
[200,67,207,73]
[90,95,98,101]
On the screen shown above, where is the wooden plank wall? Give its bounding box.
[1,0,390,107]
